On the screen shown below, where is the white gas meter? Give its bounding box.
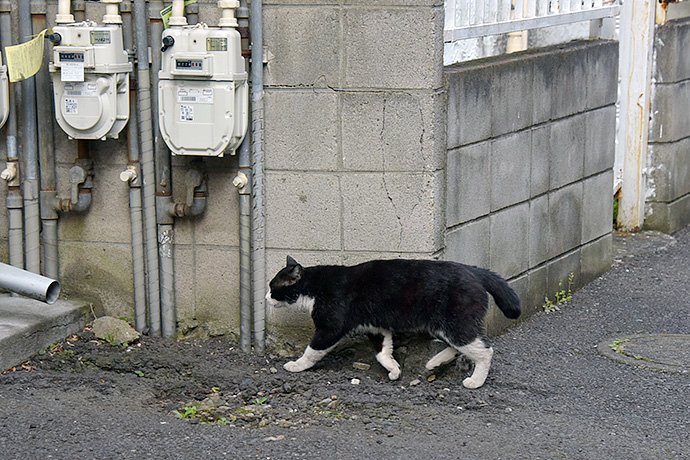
[158,23,248,156]
[49,22,132,140]
[0,51,8,130]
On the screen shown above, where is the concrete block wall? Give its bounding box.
[445,41,618,328]
[262,0,447,333]
[645,18,690,233]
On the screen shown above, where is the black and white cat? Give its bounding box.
[266,256,521,389]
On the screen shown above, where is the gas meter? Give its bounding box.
[0,51,8,130]
[49,21,132,140]
[158,23,248,156]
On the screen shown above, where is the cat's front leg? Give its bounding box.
[284,346,330,372]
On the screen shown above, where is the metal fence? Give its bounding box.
[444,0,620,42]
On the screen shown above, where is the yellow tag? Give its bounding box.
[160,0,198,29]
[5,29,49,83]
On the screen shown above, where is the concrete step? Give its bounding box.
[0,294,91,370]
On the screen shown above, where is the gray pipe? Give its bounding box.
[32,0,59,281]
[0,262,60,304]
[121,1,147,333]
[250,0,266,353]
[236,0,252,353]
[0,1,23,270]
[158,223,175,337]
[133,0,162,336]
[18,1,41,274]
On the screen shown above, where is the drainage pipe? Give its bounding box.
[32,0,60,280]
[0,1,24,270]
[0,262,60,304]
[133,0,162,336]
[18,1,41,274]
[120,0,147,333]
[234,0,251,352]
[56,0,74,24]
[168,0,187,26]
[250,0,266,352]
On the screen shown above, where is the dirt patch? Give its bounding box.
[5,327,501,432]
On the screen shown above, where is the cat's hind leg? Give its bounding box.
[425,346,460,370]
[452,337,494,389]
[369,330,401,380]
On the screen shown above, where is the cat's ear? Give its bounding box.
[286,264,303,284]
[286,255,299,267]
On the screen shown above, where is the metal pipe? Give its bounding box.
[134,0,162,336]
[120,0,147,333]
[250,0,266,352]
[0,262,60,304]
[236,0,251,352]
[158,223,175,337]
[56,0,74,24]
[169,0,187,26]
[32,0,60,280]
[18,1,41,275]
[102,0,122,24]
[0,1,24,270]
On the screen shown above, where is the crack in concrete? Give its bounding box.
[379,95,404,248]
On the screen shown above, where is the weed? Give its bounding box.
[134,370,144,378]
[173,405,198,419]
[609,338,630,353]
[543,273,574,313]
[251,396,268,406]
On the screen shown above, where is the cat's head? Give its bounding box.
[265,255,304,308]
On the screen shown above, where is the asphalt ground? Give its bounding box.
[0,227,688,459]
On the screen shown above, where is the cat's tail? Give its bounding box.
[476,268,521,319]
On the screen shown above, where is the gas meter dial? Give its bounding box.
[0,52,8,130]
[158,24,248,157]
[49,23,132,140]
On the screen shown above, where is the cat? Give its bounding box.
[265,256,521,389]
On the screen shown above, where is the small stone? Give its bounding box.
[327,399,341,409]
[352,362,370,370]
[92,316,140,344]
[317,398,332,407]
[409,379,421,386]
[269,367,278,374]
[427,375,436,382]
[350,378,361,385]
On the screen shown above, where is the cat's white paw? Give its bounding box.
[283,361,304,373]
[388,369,401,381]
[462,377,484,389]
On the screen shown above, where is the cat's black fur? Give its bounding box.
[267,256,521,389]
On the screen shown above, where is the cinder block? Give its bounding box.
[265,172,341,250]
[531,53,553,126]
[546,249,581,302]
[491,58,533,137]
[447,142,490,226]
[342,172,440,253]
[548,182,583,259]
[194,246,240,335]
[549,114,586,190]
[445,218,490,268]
[644,192,690,234]
[59,241,135,319]
[647,137,690,202]
[343,7,443,89]
[531,125,550,197]
[265,90,339,171]
[586,40,619,110]
[653,17,690,84]
[446,63,493,148]
[491,131,531,211]
[57,163,131,244]
[580,234,612,285]
[649,80,690,143]
[537,44,588,120]
[490,202,530,279]
[581,170,613,244]
[529,194,550,268]
[263,6,340,88]
[584,105,616,176]
[342,90,443,172]
[527,264,548,313]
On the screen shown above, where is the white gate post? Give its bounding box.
[616,0,656,231]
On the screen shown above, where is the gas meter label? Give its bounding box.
[64,82,98,98]
[90,30,111,45]
[177,88,214,104]
[61,62,84,82]
[179,105,194,122]
[206,38,227,52]
[64,98,78,115]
